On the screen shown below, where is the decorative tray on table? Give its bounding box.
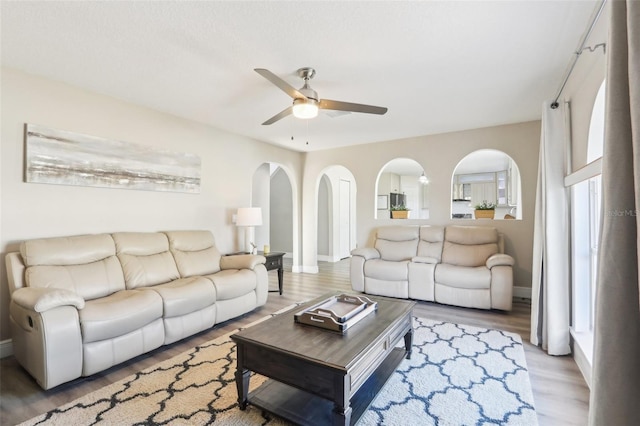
[294,294,378,333]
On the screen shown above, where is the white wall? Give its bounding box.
[301,121,541,289]
[0,68,303,340]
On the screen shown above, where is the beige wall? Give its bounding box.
[0,68,303,341]
[302,121,541,290]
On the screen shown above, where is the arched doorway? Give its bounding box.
[251,162,297,266]
[317,165,357,261]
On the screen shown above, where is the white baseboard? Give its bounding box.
[513,286,531,299]
[0,339,13,359]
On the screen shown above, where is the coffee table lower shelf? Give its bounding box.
[247,347,406,426]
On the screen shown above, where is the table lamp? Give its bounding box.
[236,207,263,254]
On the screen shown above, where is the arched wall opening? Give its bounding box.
[375,158,429,220]
[451,149,522,220]
[251,162,298,266]
[317,165,357,262]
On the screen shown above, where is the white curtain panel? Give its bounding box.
[530,100,571,355]
[589,1,640,424]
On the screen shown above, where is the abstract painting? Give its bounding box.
[25,124,201,193]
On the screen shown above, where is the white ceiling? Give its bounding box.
[1,1,601,152]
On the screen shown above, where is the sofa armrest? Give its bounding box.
[6,252,26,294]
[350,247,380,260]
[486,253,515,269]
[220,254,266,271]
[412,256,439,264]
[11,287,85,313]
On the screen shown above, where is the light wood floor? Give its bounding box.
[0,259,589,426]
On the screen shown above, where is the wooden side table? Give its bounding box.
[258,251,285,295]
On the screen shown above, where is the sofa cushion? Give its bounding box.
[435,264,491,289]
[113,232,180,289]
[364,259,409,281]
[79,290,163,343]
[374,226,419,262]
[445,226,498,245]
[141,277,216,318]
[20,234,116,267]
[206,269,256,301]
[21,234,126,300]
[24,256,125,301]
[441,226,499,267]
[165,230,222,277]
[442,242,498,267]
[417,226,445,261]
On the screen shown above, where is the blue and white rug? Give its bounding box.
[360,317,537,425]
[21,316,537,426]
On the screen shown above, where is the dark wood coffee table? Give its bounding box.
[231,293,415,425]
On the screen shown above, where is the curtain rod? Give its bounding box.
[550,0,608,109]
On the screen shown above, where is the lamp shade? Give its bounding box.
[236,207,263,227]
[292,98,319,119]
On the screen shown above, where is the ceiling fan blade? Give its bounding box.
[262,106,292,125]
[255,68,306,100]
[319,99,388,115]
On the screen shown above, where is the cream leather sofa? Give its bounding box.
[5,230,268,390]
[350,225,514,311]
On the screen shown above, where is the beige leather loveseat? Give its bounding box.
[350,225,514,311]
[5,230,268,389]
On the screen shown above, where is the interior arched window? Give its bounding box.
[375,158,429,219]
[451,149,522,220]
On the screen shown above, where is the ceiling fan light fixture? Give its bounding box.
[292,98,319,119]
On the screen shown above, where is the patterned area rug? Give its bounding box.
[21,315,537,426]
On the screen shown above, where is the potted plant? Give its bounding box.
[474,200,496,219]
[390,204,410,219]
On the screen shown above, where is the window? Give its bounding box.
[569,79,605,366]
[570,175,601,333]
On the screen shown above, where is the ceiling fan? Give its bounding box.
[255,67,388,125]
